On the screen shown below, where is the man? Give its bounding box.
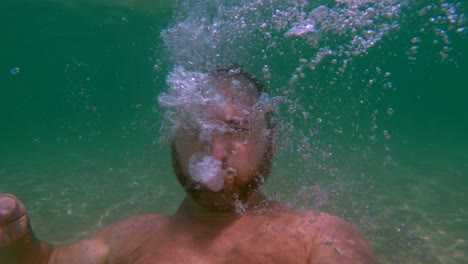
[0,67,374,263]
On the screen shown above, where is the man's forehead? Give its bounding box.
[210,74,259,106]
[207,99,252,121]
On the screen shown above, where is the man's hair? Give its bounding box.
[170,66,276,194]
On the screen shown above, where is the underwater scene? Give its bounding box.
[1,0,467,263]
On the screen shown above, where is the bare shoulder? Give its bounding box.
[49,213,166,264]
[107,213,167,234]
[299,210,374,264]
[105,213,168,247]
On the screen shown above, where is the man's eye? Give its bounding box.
[231,126,249,133]
[225,119,250,133]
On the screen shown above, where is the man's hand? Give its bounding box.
[0,193,51,264]
[0,193,28,246]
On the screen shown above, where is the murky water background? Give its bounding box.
[1,0,467,263]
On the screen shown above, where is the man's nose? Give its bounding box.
[211,134,229,161]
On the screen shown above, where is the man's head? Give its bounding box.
[159,67,275,210]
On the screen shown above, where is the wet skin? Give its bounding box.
[0,72,374,263]
[0,195,373,264]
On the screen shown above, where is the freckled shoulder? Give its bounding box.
[105,213,169,259]
[109,213,166,230]
[300,210,375,264]
[107,213,168,239]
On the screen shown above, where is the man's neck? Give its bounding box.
[176,193,272,222]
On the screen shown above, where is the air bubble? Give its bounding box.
[284,19,321,46]
[410,37,422,43]
[9,67,20,75]
[383,130,391,140]
[387,108,394,116]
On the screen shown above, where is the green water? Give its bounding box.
[1,0,467,263]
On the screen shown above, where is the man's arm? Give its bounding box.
[0,193,110,264]
[47,231,110,264]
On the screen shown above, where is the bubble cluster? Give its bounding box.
[158,67,215,141]
[407,1,467,64]
[161,1,405,163]
[189,155,237,192]
[158,67,272,143]
[163,0,402,77]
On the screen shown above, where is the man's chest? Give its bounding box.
[111,223,309,264]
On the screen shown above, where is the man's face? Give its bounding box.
[172,74,272,199]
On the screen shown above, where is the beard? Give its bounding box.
[170,140,274,211]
